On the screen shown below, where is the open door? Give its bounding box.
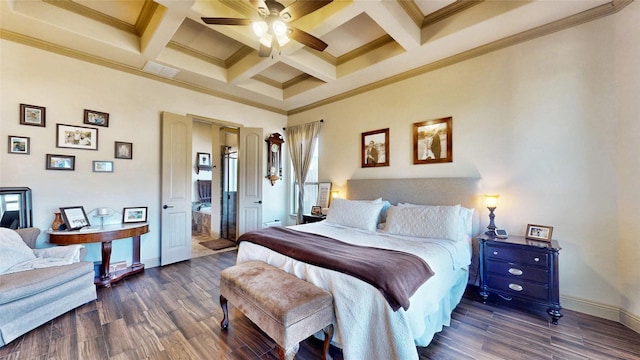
[237,127,263,237]
[160,112,192,265]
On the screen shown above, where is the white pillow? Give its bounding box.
[398,202,474,241]
[325,198,385,232]
[352,198,391,224]
[0,228,37,274]
[384,204,461,241]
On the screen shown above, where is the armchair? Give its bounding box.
[0,227,97,347]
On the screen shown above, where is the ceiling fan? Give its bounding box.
[202,0,332,57]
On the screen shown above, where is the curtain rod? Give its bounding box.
[283,119,323,131]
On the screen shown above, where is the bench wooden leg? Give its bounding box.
[322,324,334,360]
[220,295,229,330]
[276,343,299,360]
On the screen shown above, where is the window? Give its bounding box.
[292,142,319,215]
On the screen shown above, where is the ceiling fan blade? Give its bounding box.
[280,0,332,21]
[201,17,252,26]
[289,27,328,51]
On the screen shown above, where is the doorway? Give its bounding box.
[220,129,238,240]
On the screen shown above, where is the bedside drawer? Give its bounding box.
[485,275,550,302]
[485,260,549,283]
[484,244,548,267]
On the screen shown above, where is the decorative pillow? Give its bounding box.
[0,228,36,274]
[398,202,474,241]
[353,198,391,224]
[325,198,385,231]
[384,204,461,241]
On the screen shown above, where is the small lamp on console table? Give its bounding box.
[484,194,499,235]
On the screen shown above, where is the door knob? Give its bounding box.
[254,200,262,204]
[162,205,174,209]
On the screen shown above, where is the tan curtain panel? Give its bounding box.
[285,121,322,224]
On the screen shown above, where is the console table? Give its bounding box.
[47,223,149,287]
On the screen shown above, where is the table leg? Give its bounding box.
[131,235,143,270]
[100,241,112,281]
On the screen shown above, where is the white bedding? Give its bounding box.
[235,221,472,360]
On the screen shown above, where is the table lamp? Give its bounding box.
[484,194,499,235]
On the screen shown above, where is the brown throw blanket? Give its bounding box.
[238,227,435,311]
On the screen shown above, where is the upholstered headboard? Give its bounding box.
[346,177,483,284]
[197,180,212,203]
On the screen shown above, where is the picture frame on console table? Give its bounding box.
[525,224,553,242]
[123,207,147,223]
[59,206,90,230]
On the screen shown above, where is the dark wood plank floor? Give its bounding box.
[1,249,638,360]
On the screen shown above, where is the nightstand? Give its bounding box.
[302,214,326,224]
[478,234,562,324]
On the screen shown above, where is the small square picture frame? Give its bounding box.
[311,206,322,216]
[525,224,554,242]
[8,135,30,154]
[123,207,148,223]
[93,160,114,173]
[197,152,211,166]
[115,141,133,159]
[84,109,109,127]
[46,154,75,170]
[20,104,46,127]
[59,206,90,230]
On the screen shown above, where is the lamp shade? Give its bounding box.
[484,194,499,208]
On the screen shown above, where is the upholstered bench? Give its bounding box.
[220,260,334,360]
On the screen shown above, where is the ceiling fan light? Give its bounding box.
[276,34,290,47]
[272,20,287,37]
[252,21,268,37]
[259,33,273,48]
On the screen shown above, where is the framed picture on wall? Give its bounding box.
[19,104,46,127]
[56,124,98,150]
[317,182,332,209]
[361,128,389,168]
[46,154,75,170]
[93,160,114,172]
[84,109,109,127]
[115,141,133,159]
[8,135,30,154]
[413,117,452,164]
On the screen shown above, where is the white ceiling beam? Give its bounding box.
[361,0,421,51]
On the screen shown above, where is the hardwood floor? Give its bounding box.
[1,250,638,360]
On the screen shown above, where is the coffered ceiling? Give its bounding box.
[0,0,629,114]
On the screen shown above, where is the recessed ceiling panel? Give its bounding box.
[172,18,246,61]
[413,0,457,16]
[257,62,305,84]
[74,0,145,25]
[322,12,387,58]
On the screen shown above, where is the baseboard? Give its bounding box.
[144,257,160,269]
[560,294,620,321]
[561,295,640,334]
[620,308,640,334]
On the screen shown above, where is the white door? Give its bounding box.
[237,127,263,237]
[160,112,192,265]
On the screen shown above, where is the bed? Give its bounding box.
[236,178,481,360]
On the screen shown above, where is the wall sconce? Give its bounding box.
[484,194,499,235]
[331,190,339,199]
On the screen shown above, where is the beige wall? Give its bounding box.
[288,6,639,326]
[615,1,640,329]
[0,40,288,267]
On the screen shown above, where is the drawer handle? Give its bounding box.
[508,268,523,276]
[493,251,499,255]
[508,283,523,291]
[534,257,540,262]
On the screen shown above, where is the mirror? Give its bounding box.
[0,187,33,229]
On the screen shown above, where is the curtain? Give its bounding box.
[286,121,322,224]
